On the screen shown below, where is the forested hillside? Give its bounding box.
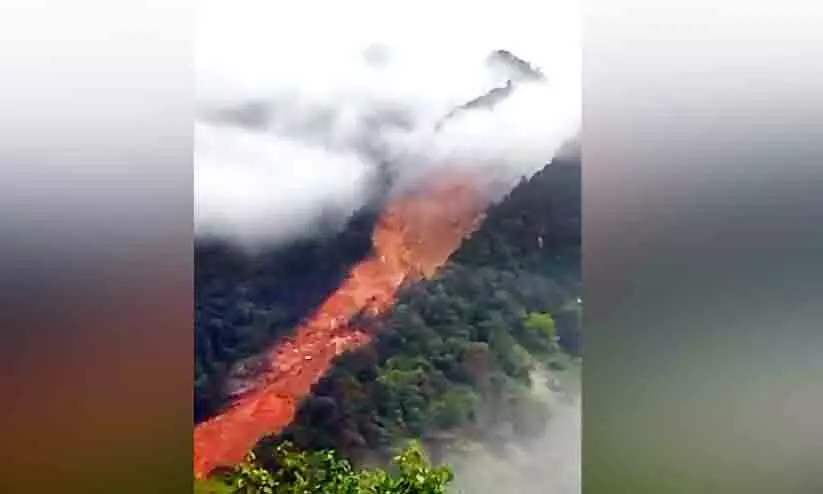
[254,153,581,466]
[196,149,581,491]
[195,207,380,421]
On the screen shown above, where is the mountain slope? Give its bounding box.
[195,208,379,422]
[255,152,581,467]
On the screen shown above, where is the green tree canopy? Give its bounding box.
[524,312,557,345]
[196,442,453,494]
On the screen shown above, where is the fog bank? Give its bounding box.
[449,368,581,494]
[196,0,580,248]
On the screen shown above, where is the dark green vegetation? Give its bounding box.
[195,209,379,422]
[195,151,581,490]
[263,155,581,465]
[196,442,452,494]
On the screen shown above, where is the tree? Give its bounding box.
[198,442,453,494]
[524,312,558,350]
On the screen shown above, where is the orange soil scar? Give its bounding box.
[194,175,489,478]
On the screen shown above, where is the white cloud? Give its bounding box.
[195,122,374,246]
[196,0,580,246]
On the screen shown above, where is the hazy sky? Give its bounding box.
[195,0,580,247]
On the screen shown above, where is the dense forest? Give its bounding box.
[263,154,581,465]
[195,203,382,421]
[195,149,581,490]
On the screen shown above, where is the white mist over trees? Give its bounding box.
[195,0,580,247]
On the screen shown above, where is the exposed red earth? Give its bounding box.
[194,174,490,478]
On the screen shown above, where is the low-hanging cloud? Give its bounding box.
[196,0,581,247]
[195,122,374,244]
[448,369,581,494]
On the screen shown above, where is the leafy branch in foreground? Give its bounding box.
[195,441,453,494]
